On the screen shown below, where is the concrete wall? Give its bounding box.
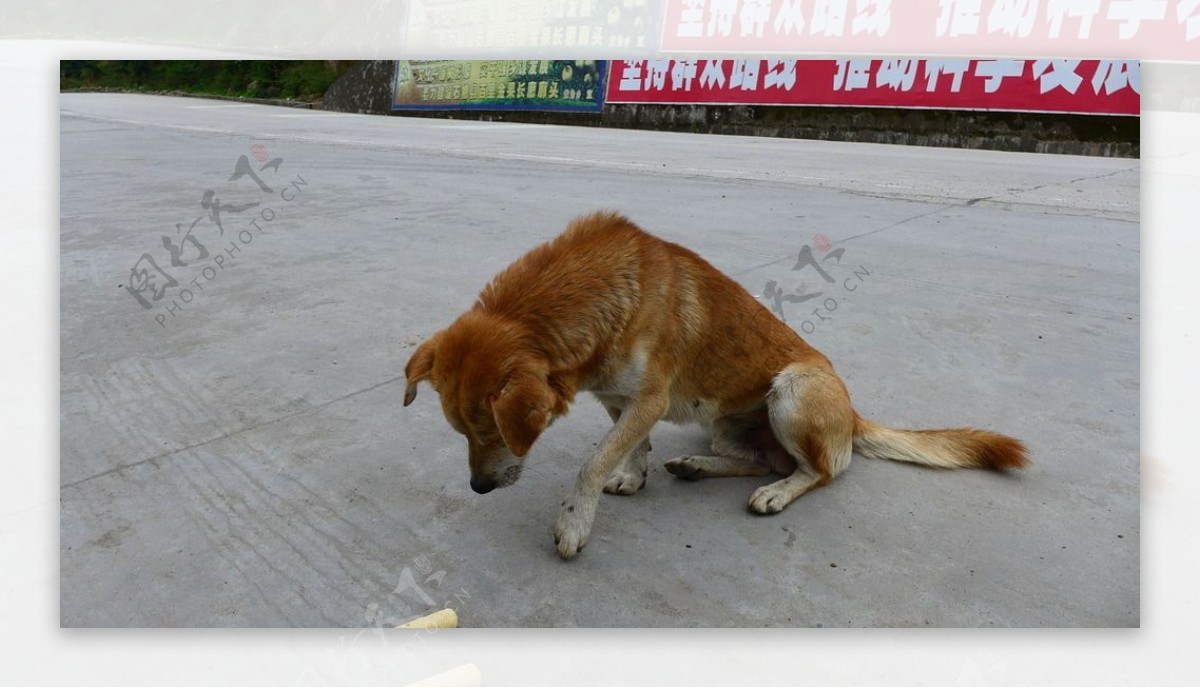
[322,60,1139,158]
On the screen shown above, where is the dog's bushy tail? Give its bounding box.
[852,415,1028,470]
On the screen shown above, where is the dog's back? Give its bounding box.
[475,211,821,414]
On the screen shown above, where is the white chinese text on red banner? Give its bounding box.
[606,59,1139,115]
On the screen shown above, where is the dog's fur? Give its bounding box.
[404,211,1027,559]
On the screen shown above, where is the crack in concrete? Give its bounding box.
[837,204,957,245]
[60,373,407,491]
[1018,165,1138,193]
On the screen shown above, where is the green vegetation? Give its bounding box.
[60,61,349,102]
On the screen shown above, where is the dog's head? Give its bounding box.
[403,311,565,494]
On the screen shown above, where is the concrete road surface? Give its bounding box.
[60,93,1138,627]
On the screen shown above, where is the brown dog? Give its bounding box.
[404,211,1027,559]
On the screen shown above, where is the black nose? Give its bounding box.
[470,476,496,494]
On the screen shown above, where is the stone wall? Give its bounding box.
[321,60,396,115]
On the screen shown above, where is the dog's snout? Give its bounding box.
[470,476,496,494]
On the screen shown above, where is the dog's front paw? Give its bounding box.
[554,498,596,560]
[603,467,646,495]
[664,455,705,480]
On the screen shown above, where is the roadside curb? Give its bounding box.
[62,87,319,109]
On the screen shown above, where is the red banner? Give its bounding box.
[605,59,1139,115]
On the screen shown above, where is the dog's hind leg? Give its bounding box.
[665,453,773,480]
[601,404,650,495]
[747,463,826,514]
[664,412,776,480]
[749,363,854,514]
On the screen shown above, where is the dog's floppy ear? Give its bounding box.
[490,370,558,457]
[404,334,441,406]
